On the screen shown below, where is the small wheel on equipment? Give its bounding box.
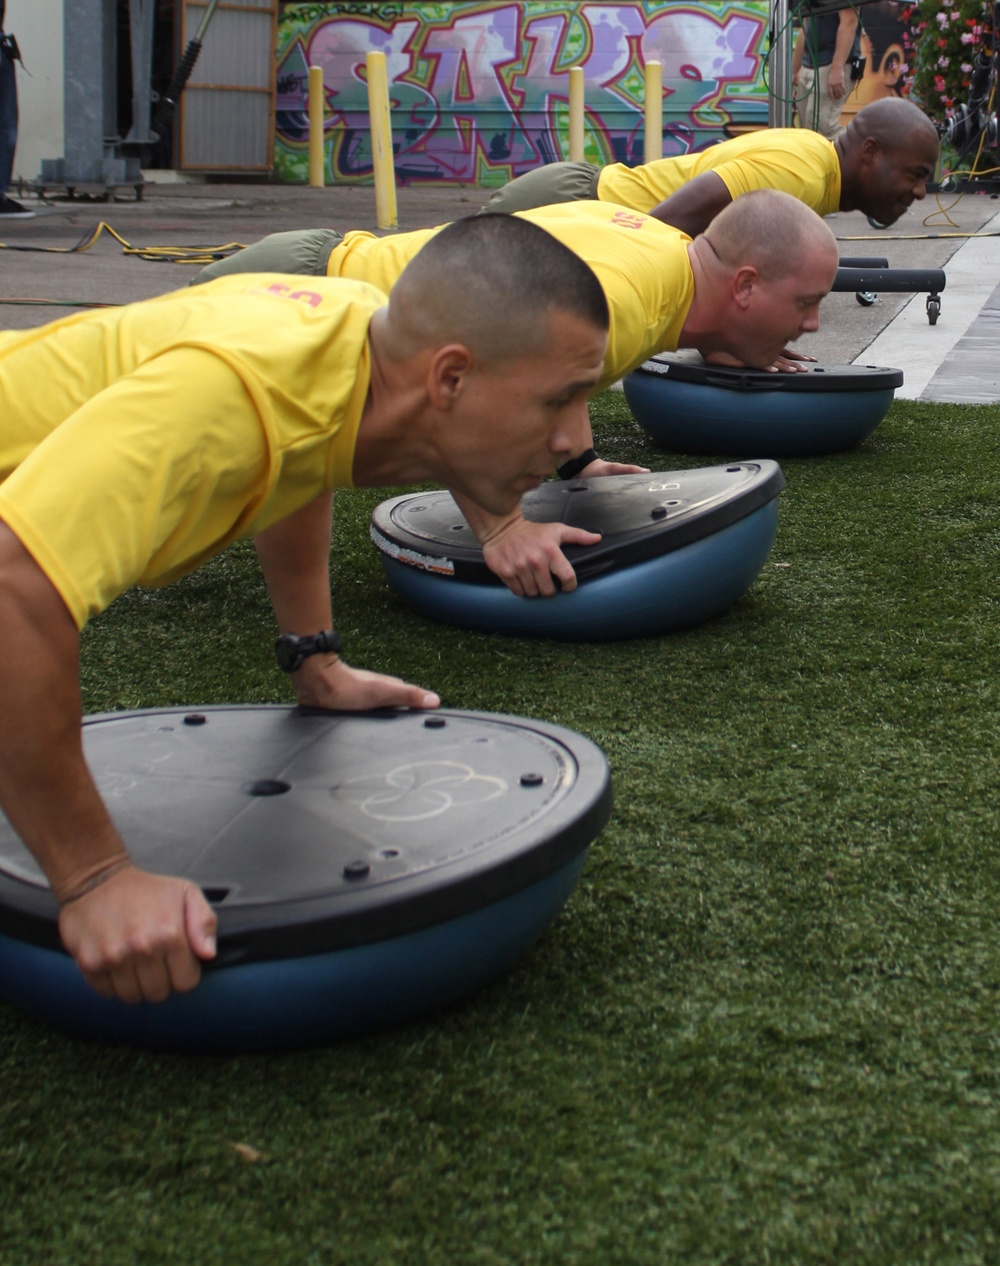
[856,290,877,307]
[927,295,941,325]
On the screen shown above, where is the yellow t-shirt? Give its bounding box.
[596,128,841,218]
[0,274,385,628]
[328,201,694,392]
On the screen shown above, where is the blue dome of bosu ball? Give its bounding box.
[0,705,612,1053]
[623,354,903,458]
[370,463,786,641]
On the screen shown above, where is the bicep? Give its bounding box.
[649,172,732,237]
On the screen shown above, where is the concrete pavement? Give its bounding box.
[1,178,998,403]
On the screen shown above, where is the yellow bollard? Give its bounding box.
[366,51,399,230]
[308,65,325,188]
[644,59,662,164]
[568,66,585,162]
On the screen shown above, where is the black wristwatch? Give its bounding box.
[274,629,342,673]
[557,447,599,480]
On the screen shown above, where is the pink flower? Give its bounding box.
[961,61,973,71]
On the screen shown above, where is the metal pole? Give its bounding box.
[126,0,157,145]
[769,0,793,128]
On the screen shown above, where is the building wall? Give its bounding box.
[5,0,64,186]
[275,1,771,186]
[834,0,910,125]
[4,1,910,190]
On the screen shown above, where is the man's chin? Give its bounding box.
[470,489,524,516]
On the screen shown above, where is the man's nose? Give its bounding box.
[552,399,591,457]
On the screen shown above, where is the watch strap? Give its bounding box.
[275,629,342,672]
[557,447,599,480]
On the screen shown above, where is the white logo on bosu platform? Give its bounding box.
[336,761,506,822]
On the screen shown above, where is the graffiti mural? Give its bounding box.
[834,0,911,127]
[275,1,771,184]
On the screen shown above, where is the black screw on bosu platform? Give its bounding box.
[0,705,612,1053]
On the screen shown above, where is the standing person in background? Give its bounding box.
[792,4,862,141]
[0,0,32,219]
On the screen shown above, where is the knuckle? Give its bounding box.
[82,973,116,1000]
[76,944,114,975]
[172,963,203,995]
[145,978,171,1004]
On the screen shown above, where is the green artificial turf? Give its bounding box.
[4,393,1000,1264]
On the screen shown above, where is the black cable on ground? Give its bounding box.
[0,297,120,308]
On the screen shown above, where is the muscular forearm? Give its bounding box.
[0,524,127,898]
[649,172,732,237]
[253,494,438,707]
[254,492,335,633]
[0,522,218,1002]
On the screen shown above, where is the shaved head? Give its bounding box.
[385,213,609,366]
[846,97,940,155]
[838,98,939,225]
[687,189,839,369]
[702,188,838,282]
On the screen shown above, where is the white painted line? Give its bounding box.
[853,209,1000,399]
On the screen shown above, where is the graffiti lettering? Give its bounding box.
[275,2,771,186]
[290,3,405,24]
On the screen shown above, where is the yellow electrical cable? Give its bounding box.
[923,194,962,228]
[836,229,1000,239]
[0,220,247,265]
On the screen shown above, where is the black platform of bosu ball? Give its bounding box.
[623,354,904,458]
[0,706,611,1053]
[370,464,784,640]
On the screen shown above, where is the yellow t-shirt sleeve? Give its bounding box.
[597,133,840,219]
[329,226,441,293]
[0,348,270,629]
[709,137,840,217]
[597,158,695,211]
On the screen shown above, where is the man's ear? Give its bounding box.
[426,343,474,409]
[731,265,759,310]
[860,134,880,166]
